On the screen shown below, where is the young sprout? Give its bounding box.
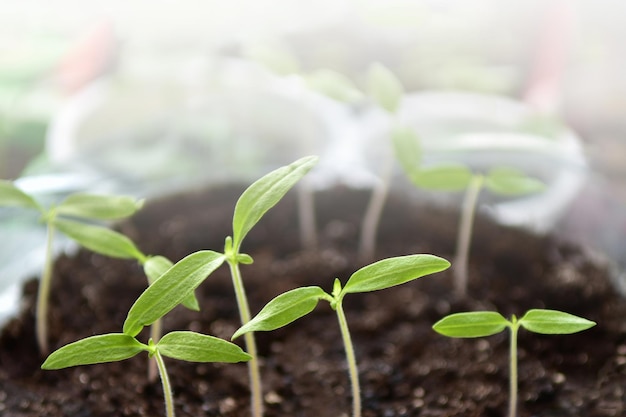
[233,254,450,417]
[0,181,144,354]
[304,63,414,262]
[433,309,596,417]
[389,144,545,297]
[43,331,250,417]
[122,156,319,417]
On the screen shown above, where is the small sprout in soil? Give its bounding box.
[389,139,545,296]
[233,254,450,417]
[303,63,416,262]
[42,331,250,417]
[433,309,596,417]
[122,156,319,417]
[0,181,143,354]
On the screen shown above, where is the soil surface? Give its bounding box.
[1,186,625,417]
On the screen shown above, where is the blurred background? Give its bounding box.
[1,0,626,319]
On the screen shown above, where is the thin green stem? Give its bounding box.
[359,152,393,263]
[36,222,56,354]
[508,318,519,417]
[227,259,263,417]
[154,349,176,417]
[297,183,317,250]
[335,300,361,417]
[454,174,484,297]
[148,318,163,382]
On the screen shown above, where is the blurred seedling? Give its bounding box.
[390,144,545,296]
[0,182,144,354]
[433,309,596,417]
[233,254,450,417]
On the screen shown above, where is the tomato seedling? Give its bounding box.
[233,254,450,417]
[0,182,144,353]
[122,155,319,417]
[433,309,596,417]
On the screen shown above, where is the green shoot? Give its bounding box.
[42,331,251,417]
[433,309,596,417]
[233,254,450,417]
[390,143,545,296]
[0,181,144,354]
[303,63,414,262]
[123,156,318,417]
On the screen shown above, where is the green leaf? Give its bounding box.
[367,62,403,113]
[41,333,146,370]
[519,309,596,334]
[232,286,328,339]
[57,193,143,220]
[391,125,422,177]
[232,156,318,251]
[157,331,251,363]
[0,180,41,210]
[433,312,509,338]
[54,218,145,261]
[246,42,300,75]
[411,165,473,191]
[342,255,450,295]
[143,256,199,311]
[124,251,225,337]
[485,167,545,196]
[306,69,363,103]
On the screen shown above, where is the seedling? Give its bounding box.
[122,155,319,417]
[305,63,415,262]
[389,136,545,296]
[433,309,596,417]
[0,181,144,353]
[233,254,450,417]
[43,323,250,417]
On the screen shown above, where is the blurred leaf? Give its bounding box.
[246,43,300,75]
[411,165,473,191]
[157,331,251,363]
[485,167,545,196]
[367,63,403,113]
[342,255,450,295]
[57,194,143,220]
[391,125,421,177]
[433,312,508,338]
[54,218,144,260]
[306,69,363,103]
[0,180,41,210]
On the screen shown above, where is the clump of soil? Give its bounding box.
[1,186,625,417]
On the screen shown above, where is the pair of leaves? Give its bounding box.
[233,255,450,339]
[0,180,145,259]
[42,331,251,370]
[432,309,596,338]
[411,165,545,195]
[0,180,143,220]
[367,63,404,113]
[125,156,319,337]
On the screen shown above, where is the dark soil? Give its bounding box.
[1,186,625,417]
